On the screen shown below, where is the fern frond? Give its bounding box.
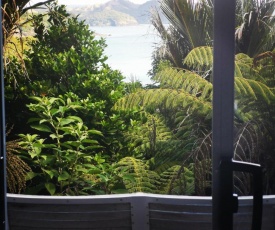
[235,53,262,80]
[151,140,193,171]
[154,67,213,101]
[158,165,180,194]
[158,164,194,195]
[124,114,172,159]
[116,157,159,193]
[115,89,212,118]
[183,46,213,70]
[183,48,265,81]
[235,77,275,103]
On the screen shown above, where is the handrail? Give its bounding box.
[7,193,275,230]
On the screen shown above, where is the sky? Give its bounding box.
[31,0,149,5]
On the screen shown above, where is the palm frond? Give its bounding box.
[235,0,275,57]
[233,120,267,195]
[161,0,212,49]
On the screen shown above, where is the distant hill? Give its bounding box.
[67,0,166,26]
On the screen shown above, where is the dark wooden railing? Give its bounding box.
[7,193,275,230]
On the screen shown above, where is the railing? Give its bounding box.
[7,193,275,230]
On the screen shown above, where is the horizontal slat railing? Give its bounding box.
[7,193,275,230]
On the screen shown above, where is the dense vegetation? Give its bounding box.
[3,0,275,196]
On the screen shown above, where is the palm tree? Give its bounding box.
[150,0,275,75]
[150,0,213,72]
[2,0,55,93]
[2,0,54,50]
[235,0,275,57]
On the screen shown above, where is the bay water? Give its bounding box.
[90,24,160,85]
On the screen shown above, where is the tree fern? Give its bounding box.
[116,157,159,193]
[114,46,275,195]
[183,46,275,103]
[153,67,213,101]
[115,89,212,118]
[158,165,195,195]
[183,46,213,70]
[254,51,275,87]
[124,113,172,159]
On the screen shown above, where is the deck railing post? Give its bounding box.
[0,0,8,229]
[212,0,236,229]
[130,195,149,230]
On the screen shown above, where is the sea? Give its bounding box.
[90,24,160,85]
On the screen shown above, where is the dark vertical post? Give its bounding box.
[212,0,236,229]
[0,0,8,228]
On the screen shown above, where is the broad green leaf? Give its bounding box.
[67,116,83,122]
[45,183,56,195]
[85,145,103,150]
[58,171,70,182]
[60,118,75,126]
[49,97,60,104]
[31,124,52,133]
[98,174,108,182]
[88,130,103,136]
[42,169,55,179]
[29,148,41,158]
[122,174,136,182]
[82,139,99,144]
[63,141,80,147]
[69,105,83,110]
[88,168,101,174]
[50,134,57,139]
[50,108,60,116]
[29,96,43,102]
[59,127,74,133]
[39,119,48,124]
[27,118,41,124]
[25,172,38,181]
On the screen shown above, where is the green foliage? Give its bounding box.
[115,157,194,195]
[116,157,159,193]
[153,66,213,101]
[235,0,275,57]
[6,2,127,151]
[115,88,212,118]
[6,0,275,197]
[151,0,275,75]
[83,159,130,195]
[25,4,124,104]
[115,44,275,195]
[150,0,213,73]
[2,0,54,57]
[19,94,105,195]
[183,46,213,71]
[124,113,172,159]
[158,165,194,195]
